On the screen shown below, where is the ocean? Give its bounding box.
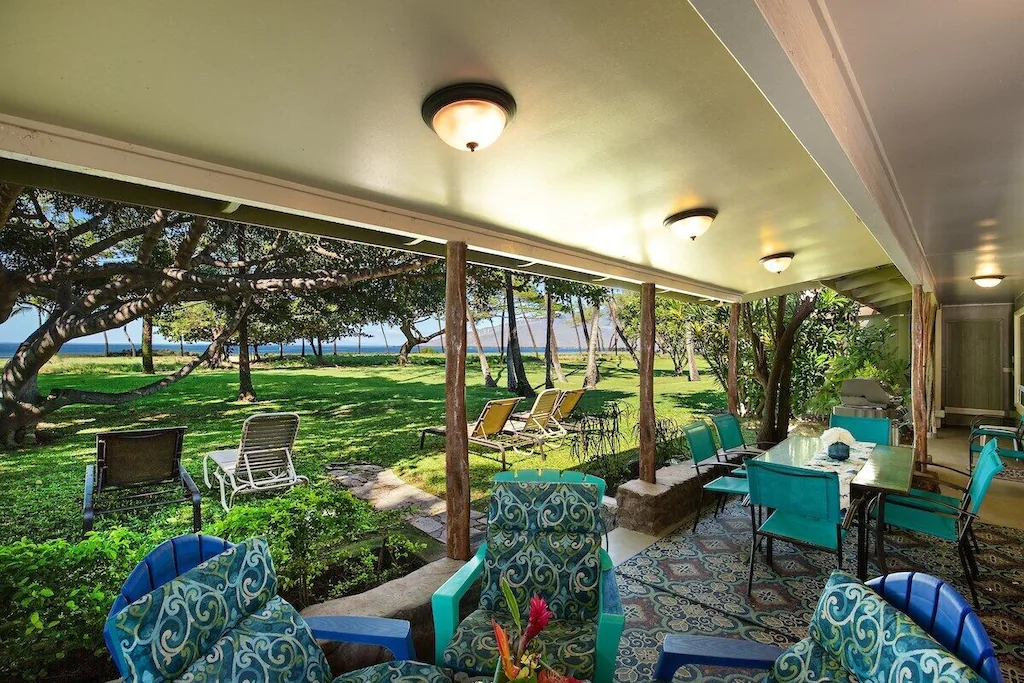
[0,342,583,358]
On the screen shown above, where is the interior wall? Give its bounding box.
[939,304,1014,426]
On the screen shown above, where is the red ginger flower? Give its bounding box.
[520,595,554,652]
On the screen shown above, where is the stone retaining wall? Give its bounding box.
[615,460,722,535]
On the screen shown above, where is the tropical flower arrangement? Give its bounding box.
[492,576,583,683]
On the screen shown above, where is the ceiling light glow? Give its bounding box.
[664,207,718,240]
[760,252,795,274]
[422,84,516,152]
[971,275,1004,288]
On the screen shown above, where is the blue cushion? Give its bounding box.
[763,637,856,683]
[808,571,984,683]
[177,595,331,682]
[108,537,282,680]
[481,482,603,622]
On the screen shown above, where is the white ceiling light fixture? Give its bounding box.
[663,207,718,240]
[760,252,795,274]
[422,83,517,152]
[971,274,1005,288]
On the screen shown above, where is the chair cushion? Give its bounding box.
[109,537,279,680]
[763,636,856,683]
[808,571,984,683]
[481,481,603,622]
[174,595,330,682]
[442,608,597,680]
[332,661,452,683]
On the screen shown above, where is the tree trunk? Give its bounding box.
[252,344,261,362]
[583,303,602,388]
[547,287,566,383]
[521,306,541,358]
[467,307,496,387]
[544,288,555,389]
[103,330,110,357]
[577,297,591,346]
[236,225,256,402]
[499,310,506,363]
[179,335,185,356]
[755,294,817,444]
[504,271,535,397]
[489,318,501,352]
[572,311,584,352]
[141,315,155,373]
[607,296,640,367]
[333,339,337,356]
[279,342,284,360]
[123,327,137,357]
[357,329,362,354]
[301,338,306,357]
[316,338,323,358]
[685,324,700,382]
[727,302,740,414]
[380,324,390,354]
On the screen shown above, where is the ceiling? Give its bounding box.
[0,0,892,301]
[823,0,1024,304]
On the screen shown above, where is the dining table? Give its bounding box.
[755,435,916,580]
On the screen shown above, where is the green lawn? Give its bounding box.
[0,351,727,544]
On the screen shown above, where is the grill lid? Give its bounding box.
[838,378,893,408]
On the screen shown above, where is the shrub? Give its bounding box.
[209,484,422,608]
[0,528,152,681]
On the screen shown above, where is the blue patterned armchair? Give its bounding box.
[432,478,624,683]
[104,534,452,683]
[655,571,1001,683]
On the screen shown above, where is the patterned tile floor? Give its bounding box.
[612,501,1024,683]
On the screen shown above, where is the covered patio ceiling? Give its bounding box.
[0,0,895,303]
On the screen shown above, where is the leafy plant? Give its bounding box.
[570,401,633,487]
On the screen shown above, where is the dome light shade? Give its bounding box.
[664,208,718,240]
[760,252,795,274]
[422,83,516,152]
[971,275,1005,288]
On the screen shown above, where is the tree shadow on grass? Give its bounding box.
[664,389,728,414]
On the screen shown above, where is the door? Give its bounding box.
[942,318,1005,425]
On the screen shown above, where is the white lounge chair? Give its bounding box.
[203,412,306,511]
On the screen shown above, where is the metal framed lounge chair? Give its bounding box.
[828,413,891,445]
[84,426,201,534]
[709,412,772,465]
[420,397,536,470]
[502,387,563,450]
[746,459,848,594]
[202,412,305,511]
[552,387,588,431]
[685,421,749,533]
[105,534,451,683]
[968,415,1022,472]
[654,570,1002,683]
[872,439,1005,607]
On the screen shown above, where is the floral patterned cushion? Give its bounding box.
[763,637,857,683]
[808,571,984,683]
[174,595,330,682]
[332,661,453,683]
[442,608,597,679]
[480,482,603,622]
[110,537,282,681]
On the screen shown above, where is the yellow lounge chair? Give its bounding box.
[420,397,537,470]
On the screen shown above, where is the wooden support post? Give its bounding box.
[444,241,470,560]
[639,283,657,484]
[727,303,740,414]
[911,285,935,469]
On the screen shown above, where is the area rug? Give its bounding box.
[613,501,1024,683]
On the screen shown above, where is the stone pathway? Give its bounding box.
[327,464,489,548]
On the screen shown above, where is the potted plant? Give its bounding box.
[492,576,583,683]
[821,426,856,461]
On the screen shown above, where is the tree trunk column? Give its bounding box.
[445,241,470,560]
[639,283,657,484]
[727,303,740,414]
[911,285,934,469]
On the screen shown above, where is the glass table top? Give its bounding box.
[758,435,914,494]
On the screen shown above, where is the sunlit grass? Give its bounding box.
[0,351,725,543]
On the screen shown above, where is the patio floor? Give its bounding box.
[608,428,1024,683]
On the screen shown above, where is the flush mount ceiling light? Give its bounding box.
[971,274,1005,288]
[421,83,516,152]
[664,208,718,240]
[760,252,795,274]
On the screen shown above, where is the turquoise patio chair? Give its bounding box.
[685,421,748,532]
[874,439,1005,606]
[746,459,845,594]
[709,412,772,464]
[432,477,624,683]
[494,467,606,499]
[105,534,450,683]
[828,413,891,445]
[655,570,1002,682]
[968,415,1022,472]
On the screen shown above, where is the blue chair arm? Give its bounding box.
[431,544,486,665]
[304,615,415,661]
[600,555,622,618]
[654,635,784,681]
[594,550,625,683]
